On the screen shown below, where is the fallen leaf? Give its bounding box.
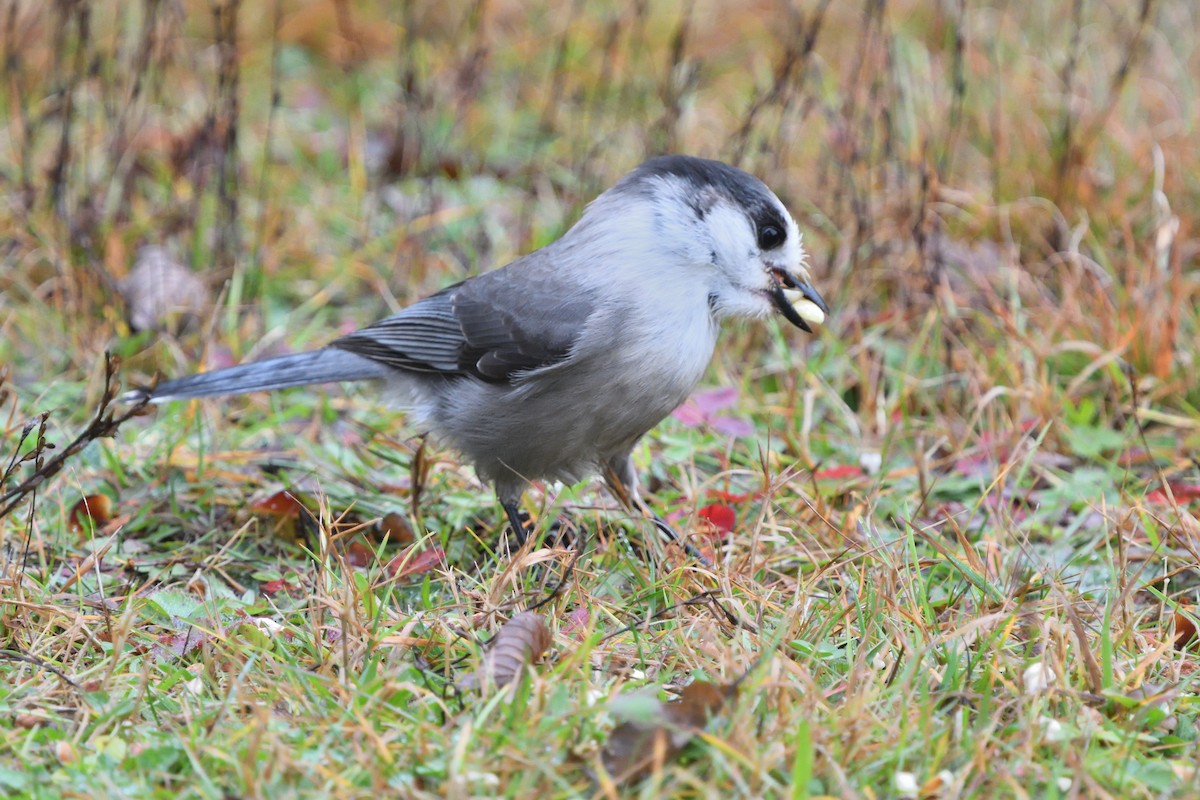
[697,503,736,538]
[1117,447,1152,467]
[1147,482,1200,505]
[457,612,552,691]
[813,465,866,481]
[709,416,755,437]
[14,714,43,729]
[563,606,590,639]
[671,387,751,436]
[119,245,209,332]
[69,493,114,534]
[261,577,303,595]
[690,387,739,414]
[952,452,1001,479]
[378,511,415,544]
[385,545,446,580]
[599,681,734,785]
[251,490,308,517]
[54,740,75,764]
[343,540,374,568]
[1175,609,1198,650]
[153,627,211,660]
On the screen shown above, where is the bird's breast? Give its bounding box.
[593,296,718,432]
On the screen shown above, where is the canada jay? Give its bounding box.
[130,156,828,551]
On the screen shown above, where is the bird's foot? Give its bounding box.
[642,506,711,566]
[500,503,577,554]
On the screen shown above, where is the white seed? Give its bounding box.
[783,290,826,325]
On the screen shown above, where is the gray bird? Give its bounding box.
[130,156,829,552]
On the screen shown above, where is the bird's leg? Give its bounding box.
[500,498,570,551]
[501,500,531,551]
[603,454,709,565]
[498,494,580,610]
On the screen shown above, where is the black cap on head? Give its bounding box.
[626,155,789,245]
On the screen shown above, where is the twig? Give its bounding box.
[0,648,79,688]
[0,353,150,521]
[598,590,751,645]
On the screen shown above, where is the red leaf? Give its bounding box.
[813,465,865,481]
[261,578,301,595]
[385,546,446,579]
[1147,482,1200,505]
[343,540,373,568]
[251,490,306,518]
[698,503,736,535]
[1117,447,1151,467]
[953,453,996,478]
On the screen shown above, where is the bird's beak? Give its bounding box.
[769,268,829,333]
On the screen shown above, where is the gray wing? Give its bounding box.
[329,264,595,383]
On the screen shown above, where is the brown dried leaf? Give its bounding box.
[379,510,415,545]
[384,545,446,580]
[152,628,211,660]
[342,540,374,568]
[119,246,209,332]
[261,577,303,596]
[1175,608,1198,650]
[68,493,113,534]
[456,612,552,691]
[250,490,307,518]
[599,681,734,785]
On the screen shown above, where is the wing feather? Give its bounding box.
[329,262,594,382]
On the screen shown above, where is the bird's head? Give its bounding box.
[598,155,829,332]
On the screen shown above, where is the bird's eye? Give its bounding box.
[757,224,785,250]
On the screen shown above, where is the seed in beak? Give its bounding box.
[782,288,826,326]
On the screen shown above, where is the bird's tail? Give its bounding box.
[122,348,388,404]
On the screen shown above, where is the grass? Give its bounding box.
[2,0,1200,797]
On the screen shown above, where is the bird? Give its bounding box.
[128,155,828,555]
